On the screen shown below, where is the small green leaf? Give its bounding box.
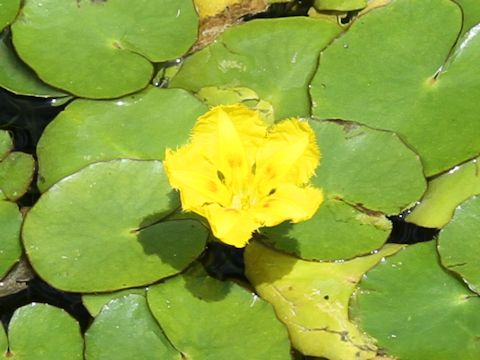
[313,0,367,11]
[147,265,292,359]
[23,159,208,292]
[0,152,35,201]
[85,295,180,360]
[83,288,145,317]
[351,241,480,360]
[0,201,22,278]
[438,196,480,294]
[4,303,83,360]
[0,130,12,160]
[0,0,20,30]
[407,157,480,228]
[12,0,198,98]
[37,87,207,191]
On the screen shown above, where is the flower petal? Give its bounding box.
[255,119,320,193]
[255,184,323,227]
[164,145,231,212]
[204,204,260,248]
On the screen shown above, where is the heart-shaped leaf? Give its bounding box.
[0,0,20,30]
[0,201,22,279]
[0,151,35,201]
[23,159,208,292]
[12,0,198,98]
[83,288,145,317]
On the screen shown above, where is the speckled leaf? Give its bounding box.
[0,0,20,30]
[351,241,480,360]
[0,33,66,97]
[0,152,35,201]
[310,0,480,176]
[12,0,198,98]
[171,17,342,120]
[85,295,180,360]
[407,157,480,228]
[83,288,145,317]
[438,196,480,294]
[245,241,403,359]
[147,265,292,360]
[0,201,22,279]
[23,159,208,292]
[263,120,425,260]
[2,303,83,360]
[37,87,207,192]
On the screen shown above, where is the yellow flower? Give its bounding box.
[164,105,323,248]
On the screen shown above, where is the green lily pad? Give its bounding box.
[0,151,35,201]
[263,120,425,260]
[1,303,83,359]
[0,0,20,30]
[147,265,292,359]
[350,241,480,360]
[245,241,403,359]
[12,0,198,98]
[313,0,367,11]
[310,0,480,176]
[171,17,342,120]
[407,157,480,228]
[0,201,22,279]
[37,87,207,192]
[0,33,66,97]
[0,130,12,160]
[438,196,480,294]
[85,294,179,360]
[23,159,208,292]
[83,288,145,317]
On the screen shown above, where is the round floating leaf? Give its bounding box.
[0,201,22,278]
[0,152,35,201]
[83,288,145,317]
[245,241,403,359]
[0,130,12,160]
[37,87,207,191]
[438,196,480,294]
[12,0,198,98]
[310,0,480,176]
[351,241,480,360]
[147,265,292,360]
[171,17,342,119]
[0,33,66,97]
[2,303,83,360]
[0,0,20,30]
[407,156,480,228]
[85,294,179,360]
[23,159,208,292]
[263,120,425,260]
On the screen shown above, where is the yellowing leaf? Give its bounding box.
[245,241,403,359]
